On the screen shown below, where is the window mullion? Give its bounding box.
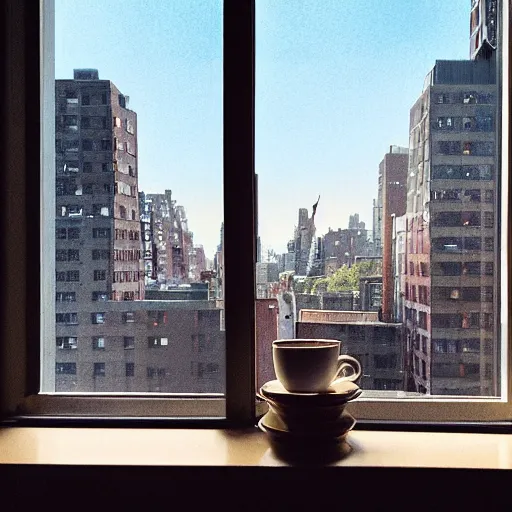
[223,0,256,425]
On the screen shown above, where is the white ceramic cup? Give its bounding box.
[272,339,362,393]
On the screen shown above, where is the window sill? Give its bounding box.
[0,426,511,469]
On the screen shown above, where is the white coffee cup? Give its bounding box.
[272,339,362,393]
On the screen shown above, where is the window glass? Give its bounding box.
[255,0,501,398]
[48,0,225,400]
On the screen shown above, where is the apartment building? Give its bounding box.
[55,69,144,309]
[405,57,497,395]
[55,300,225,393]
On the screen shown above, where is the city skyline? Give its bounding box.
[55,0,470,257]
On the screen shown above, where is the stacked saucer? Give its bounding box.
[257,378,362,459]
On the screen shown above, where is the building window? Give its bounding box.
[56,292,76,302]
[56,337,78,350]
[148,337,169,347]
[93,363,106,376]
[81,94,90,105]
[56,249,67,261]
[92,249,110,260]
[119,205,127,219]
[148,311,168,326]
[68,227,80,239]
[92,228,110,239]
[66,270,80,282]
[56,362,76,375]
[93,270,106,281]
[92,291,108,301]
[56,313,78,325]
[483,211,494,228]
[126,363,135,377]
[124,337,135,349]
[122,312,135,323]
[91,312,106,324]
[92,337,105,350]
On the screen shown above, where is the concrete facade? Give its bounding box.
[405,58,498,395]
[55,71,144,310]
[55,300,225,393]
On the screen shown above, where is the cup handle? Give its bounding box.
[334,355,362,383]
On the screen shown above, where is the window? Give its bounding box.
[68,228,80,239]
[56,292,76,302]
[3,0,508,428]
[126,363,135,377]
[122,312,135,323]
[93,270,106,281]
[66,270,80,282]
[148,337,169,347]
[92,249,110,260]
[92,291,108,301]
[92,337,105,350]
[124,337,135,349]
[91,313,106,325]
[56,337,78,350]
[93,363,106,376]
[92,228,110,239]
[56,363,76,375]
[56,313,78,325]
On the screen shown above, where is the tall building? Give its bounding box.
[294,207,315,276]
[55,69,144,309]
[405,24,498,396]
[379,146,408,323]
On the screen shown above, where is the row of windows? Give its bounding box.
[56,270,80,282]
[118,205,137,220]
[58,162,113,174]
[114,138,136,156]
[431,261,494,276]
[113,249,141,261]
[56,249,80,262]
[433,115,494,132]
[431,312,493,329]
[435,141,494,157]
[432,211,494,228]
[56,336,135,350]
[57,291,138,302]
[407,261,429,277]
[63,91,108,106]
[56,334,216,351]
[56,138,112,152]
[432,338,480,354]
[56,179,113,195]
[432,287,493,302]
[56,362,133,377]
[112,271,143,283]
[430,188,494,203]
[433,91,495,105]
[58,204,110,218]
[432,237,494,253]
[57,360,220,378]
[57,228,112,239]
[56,249,112,262]
[406,284,430,305]
[432,165,493,181]
[115,228,140,240]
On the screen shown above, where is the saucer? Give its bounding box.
[259,408,356,439]
[259,379,362,407]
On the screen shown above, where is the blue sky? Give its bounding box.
[55,0,470,258]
